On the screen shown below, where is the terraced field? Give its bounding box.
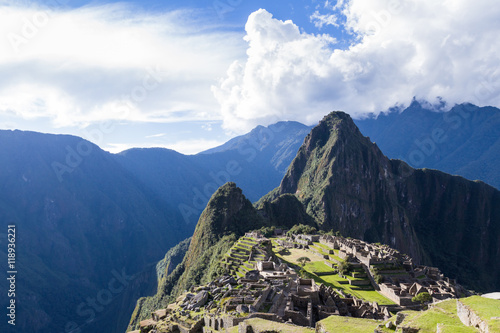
[223,237,267,277]
[272,239,395,306]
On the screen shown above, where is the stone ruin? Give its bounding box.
[132,233,470,333]
[315,235,468,306]
[135,262,390,333]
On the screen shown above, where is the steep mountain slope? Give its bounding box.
[127,182,316,330]
[267,111,500,291]
[127,182,268,330]
[127,112,499,330]
[0,130,190,333]
[355,102,500,189]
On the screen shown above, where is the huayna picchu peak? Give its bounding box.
[127,111,499,333]
[266,111,500,292]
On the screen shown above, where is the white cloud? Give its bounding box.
[104,138,226,155]
[214,2,500,132]
[310,11,339,29]
[0,3,245,127]
[145,133,166,139]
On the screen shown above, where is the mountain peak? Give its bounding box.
[316,111,361,138]
[265,109,500,292]
[198,120,312,155]
[168,182,267,296]
[277,110,378,196]
[186,182,265,267]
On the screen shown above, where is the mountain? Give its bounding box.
[127,182,268,329]
[115,121,312,225]
[266,111,500,291]
[195,121,313,201]
[127,111,499,330]
[3,109,498,332]
[127,182,315,329]
[354,101,500,189]
[0,121,310,333]
[0,130,191,333]
[199,121,312,174]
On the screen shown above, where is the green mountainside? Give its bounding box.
[128,183,318,329]
[128,111,499,331]
[269,112,500,291]
[128,183,269,329]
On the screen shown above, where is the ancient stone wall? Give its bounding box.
[456,300,490,333]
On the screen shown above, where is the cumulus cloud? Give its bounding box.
[0,3,245,127]
[213,1,500,132]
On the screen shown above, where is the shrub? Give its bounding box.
[286,224,317,236]
[412,292,432,304]
[374,273,384,284]
[297,256,311,267]
[258,226,276,237]
[319,229,342,236]
[299,269,315,279]
[338,259,352,276]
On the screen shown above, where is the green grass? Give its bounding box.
[272,239,395,306]
[304,261,335,273]
[227,326,239,333]
[344,275,367,281]
[460,296,500,332]
[353,290,396,305]
[351,266,365,272]
[222,236,265,278]
[305,266,395,305]
[435,325,476,333]
[321,275,394,305]
[390,299,476,333]
[328,254,344,262]
[325,259,338,267]
[460,296,500,319]
[274,247,316,265]
[317,315,379,333]
[313,242,331,250]
[309,245,329,256]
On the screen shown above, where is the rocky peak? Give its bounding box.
[263,111,499,292]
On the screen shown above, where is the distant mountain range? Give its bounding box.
[0,131,190,333]
[354,101,500,189]
[116,121,312,225]
[1,102,499,333]
[0,121,310,333]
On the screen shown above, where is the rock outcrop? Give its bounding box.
[265,111,500,291]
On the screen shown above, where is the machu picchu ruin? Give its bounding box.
[128,231,496,333]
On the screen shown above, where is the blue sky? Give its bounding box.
[1,0,499,153]
[62,0,350,38]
